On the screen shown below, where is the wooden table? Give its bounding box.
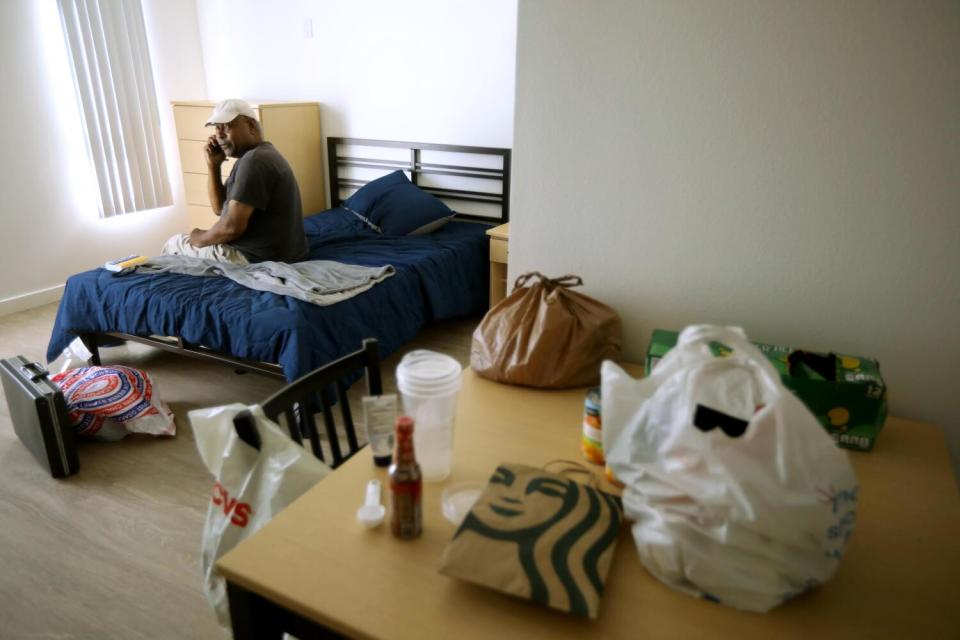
[217,366,960,639]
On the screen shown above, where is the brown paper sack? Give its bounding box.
[439,463,623,618]
[471,273,623,388]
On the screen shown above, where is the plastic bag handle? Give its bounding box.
[677,325,783,388]
[512,272,583,292]
[233,408,261,450]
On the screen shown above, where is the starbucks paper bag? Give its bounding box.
[439,463,623,618]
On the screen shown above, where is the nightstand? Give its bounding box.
[486,223,510,307]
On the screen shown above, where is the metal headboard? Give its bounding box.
[327,137,511,223]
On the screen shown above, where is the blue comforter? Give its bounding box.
[47,208,490,381]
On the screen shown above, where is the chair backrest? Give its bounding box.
[233,339,383,468]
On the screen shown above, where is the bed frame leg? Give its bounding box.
[78,333,102,366]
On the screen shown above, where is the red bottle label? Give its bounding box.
[390,480,422,539]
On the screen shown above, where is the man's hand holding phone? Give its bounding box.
[205,135,226,168]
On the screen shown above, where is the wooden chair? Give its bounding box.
[232,339,382,468]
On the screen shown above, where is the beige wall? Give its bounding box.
[512,1,960,469]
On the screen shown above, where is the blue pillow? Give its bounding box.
[342,170,455,236]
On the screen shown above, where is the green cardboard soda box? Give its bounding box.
[645,329,887,452]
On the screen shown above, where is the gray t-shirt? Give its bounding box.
[223,142,309,263]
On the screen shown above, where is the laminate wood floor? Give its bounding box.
[0,302,480,639]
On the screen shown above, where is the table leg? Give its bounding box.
[226,579,346,639]
[226,580,284,640]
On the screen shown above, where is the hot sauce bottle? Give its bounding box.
[389,416,422,539]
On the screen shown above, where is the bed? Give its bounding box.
[46,138,511,382]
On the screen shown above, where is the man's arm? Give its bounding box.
[205,135,227,215]
[189,199,255,248]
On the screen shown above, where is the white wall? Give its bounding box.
[512,1,960,463]
[196,0,517,148]
[0,0,206,312]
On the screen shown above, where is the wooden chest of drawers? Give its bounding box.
[171,101,325,228]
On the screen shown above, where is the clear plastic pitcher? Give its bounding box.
[396,350,462,482]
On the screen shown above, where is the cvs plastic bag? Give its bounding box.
[190,403,331,626]
[602,325,858,612]
[471,273,622,388]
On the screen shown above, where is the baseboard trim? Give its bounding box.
[0,284,65,317]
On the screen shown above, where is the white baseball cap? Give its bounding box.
[205,99,257,126]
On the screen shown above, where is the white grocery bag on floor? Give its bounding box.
[602,325,858,612]
[190,403,331,626]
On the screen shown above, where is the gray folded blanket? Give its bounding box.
[137,255,395,306]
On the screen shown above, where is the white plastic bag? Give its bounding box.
[602,325,858,612]
[190,403,332,626]
[50,336,94,374]
[52,365,175,440]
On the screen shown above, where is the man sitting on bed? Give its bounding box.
[161,99,309,264]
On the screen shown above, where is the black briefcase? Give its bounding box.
[0,356,78,478]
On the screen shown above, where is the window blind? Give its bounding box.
[57,0,171,217]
